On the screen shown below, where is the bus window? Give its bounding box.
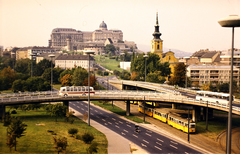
[82,87,85,91]
[78,87,81,91]
[62,89,65,92]
[86,87,89,91]
[90,88,92,91]
[67,87,70,91]
[74,87,77,91]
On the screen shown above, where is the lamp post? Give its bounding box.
[30,53,36,77]
[218,15,240,154]
[121,53,125,78]
[185,66,188,88]
[144,55,148,82]
[48,54,55,93]
[84,50,95,126]
[11,52,15,71]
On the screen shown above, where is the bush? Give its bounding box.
[86,142,98,154]
[68,128,78,137]
[11,110,17,114]
[103,71,109,76]
[82,132,95,144]
[75,134,81,140]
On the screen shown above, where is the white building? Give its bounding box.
[55,54,95,71]
[187,65,240,86]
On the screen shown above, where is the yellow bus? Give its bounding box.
[138,103,154,117]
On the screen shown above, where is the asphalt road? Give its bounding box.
[70,101,202,153]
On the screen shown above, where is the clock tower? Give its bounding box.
[151,12,163,58]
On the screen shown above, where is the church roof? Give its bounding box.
[99,21,107,29]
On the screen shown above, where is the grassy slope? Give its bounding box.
[0,107,107,154]
[94,55,124,72]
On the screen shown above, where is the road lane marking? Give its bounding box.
[121,132,126,135]
[90,113,93,115]
[80,103,83,105]
[115,125,119,128]
[73,104,76,106]
[157,138,164,142]
[77,106,80,108]
[102,119,106,121]
[170,144,178,149]
[96,116,99,118]
[119,121,123,124]
[133,134,138,138]
[104,123,108,125]
[123,129,128,133]
[185,152,189,154]
[81,108,84,111]
[112,118,116,121]
[141,143,147,147]
[100,112,103,114]
[156,142,162,146]
[95,110,98,112]
[108,122,112,124]
[115,122,119,125]
[170,141,178,145]
[143,139,149,144]
[127,124,131,128]
[155,146,162,150]
[145,133,151,137]
[146,130,152,133]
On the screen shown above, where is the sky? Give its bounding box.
[1,0,240,53]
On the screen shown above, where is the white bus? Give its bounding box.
[59,86,95,97]
[196,91,233,105]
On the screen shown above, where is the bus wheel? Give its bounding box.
[82,93,86,96]
[64,94,68,97]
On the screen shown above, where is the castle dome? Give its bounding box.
[99,21,107,30]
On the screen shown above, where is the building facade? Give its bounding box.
[220,48,240,67]
[55,54,95,71]
[187,65,240,86]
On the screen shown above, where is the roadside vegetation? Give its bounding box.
[0,105,107,153]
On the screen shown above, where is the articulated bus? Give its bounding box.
[59,86,95,97]
[138,104,196,133]
[196,91,233,105]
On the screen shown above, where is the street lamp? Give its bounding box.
[121,53,125,78]
[144,55,148,82]
[48,54,55,93]
[218,15,240,154]
[30,53,36,77]
[84,50,95,126]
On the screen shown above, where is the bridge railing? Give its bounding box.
[0,91,59,98]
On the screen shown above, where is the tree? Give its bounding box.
[87,142,98,154]
[130,71,139,81]
[71,67,88,86]
[53,136,68,154]
[168,63,186,87]
[60,74,72,86]
[83,75,97,88]
[12,79,26,92]
[59,69,75,82]
[25,77,50,91]
[7,117,27,151]
[105,44,116,55]
[146,71,166,83]
[97,70,103,76]
[113,70,120,77]
[35,59,52,76]
[0,66,17,88]
[45,103,67,122]
[14,58,31,74]
[68,128,78,137]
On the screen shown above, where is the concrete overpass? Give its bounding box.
[1,90,240,122]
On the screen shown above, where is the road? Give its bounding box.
[97,76,119,90]
[70,101,203,153]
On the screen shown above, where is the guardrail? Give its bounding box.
[0,91,59,98]
[1,90,240,114]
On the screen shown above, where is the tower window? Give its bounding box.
[157,45,159,49]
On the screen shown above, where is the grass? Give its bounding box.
[0,90,13,93]
[91,101,150,124]
[94,55,124,72]
[53,84,62,90]
[0,107,107,154]
[196,116,240,140]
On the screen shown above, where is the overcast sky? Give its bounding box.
[1,0,240,53]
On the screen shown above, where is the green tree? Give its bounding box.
[168,63,186,87]
[45,103,67,122]
[15,58,31,74]
[87,142,98,154]
[0,76,9,90]
[0,66,17,88]
[59,69,75,82]
[7,117,27,151]
[97,70,103,76]
[35,59,52,76]
[146,71,166,83]
[105,44,116,55]
[12,79,26,92]
[113,70,120,77]
[25,77,50,91]
[71,67,88,86]
[68,128,78,137]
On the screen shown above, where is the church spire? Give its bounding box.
[152,12,161,40]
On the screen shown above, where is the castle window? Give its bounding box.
[157,45,159,49]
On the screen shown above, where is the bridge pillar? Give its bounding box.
[126,100,130,116]
[172,104,177,109]
[0,104,6,119]
[63,101,69,111]
[192,106,201,122]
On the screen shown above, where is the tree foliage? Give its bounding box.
[60,74,72,86]
[105,44,116,55]
[45,103,67,122]
[35,59,52,76]
[83,75,97,88]
[71,67,88,86]
[168,63,186,87]
[7,117,27,151]
[12,79,26,92]
[25,77,50,92]
[68,128,78,137]
[0,66,17,89]
[146,71,166,83]
[53,136,68,154]
[14,58,31,74]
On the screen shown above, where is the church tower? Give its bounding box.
[151,12,163,58]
